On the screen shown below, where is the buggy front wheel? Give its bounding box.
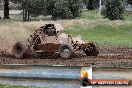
[59,45,73,59]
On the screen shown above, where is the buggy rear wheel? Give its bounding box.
[84,43,99,56]
[59,44,73,59]
[12,42,28,58]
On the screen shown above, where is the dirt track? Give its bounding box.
[0,47,132,67]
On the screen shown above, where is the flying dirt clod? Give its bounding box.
[12,24,99,59]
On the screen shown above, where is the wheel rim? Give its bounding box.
[61,46,70,57]
[15,44,23,55]
[85,45,94,52]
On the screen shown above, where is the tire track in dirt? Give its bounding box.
[0,48,131,67]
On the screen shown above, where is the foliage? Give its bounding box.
[52,0,73,19]
[10,0,21,3]
[68,0,82,17]
[46,0,55,16]
[9,0,22,10]
[23,0,47,17]
[22,0,82,20]
[101,0,125,20]
[51,0,82,19]
[82,0,99,10]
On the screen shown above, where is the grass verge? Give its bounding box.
[0,84,46,88]
[65,23,132,48]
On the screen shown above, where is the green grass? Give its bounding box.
[65,24,132,48]
[125,15,132,20]
[0,84,46,88]
[124,11,132,20]
[80,10,100,20]
[80,10,132,20]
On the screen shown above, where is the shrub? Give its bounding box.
[102,0,125,20]
[52,0,73,19]
[82,0,99,10]
[49,0,82,19]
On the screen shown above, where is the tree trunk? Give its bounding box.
[22,0,29,21]
[27,10,30,21]
[3,0,10,19]
[23,9,27,21]
[23,9,25,21]
[22,6,30,21]
[23,9,30,21]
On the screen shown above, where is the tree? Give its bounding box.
[22,0,29,21]
[127,0,132,5]
[10,0,22,10]
[22,0,82,21]
[68,0,82,17]
[102,0,125,20]
[10,0,21,3]
[82,0,99,10]
[51,0,82,19]
[3,0,10,19]
[46,0,55,16]
[52,0,73,19]
[22,0,47,21]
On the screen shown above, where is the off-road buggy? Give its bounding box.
[12,24,99,59]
